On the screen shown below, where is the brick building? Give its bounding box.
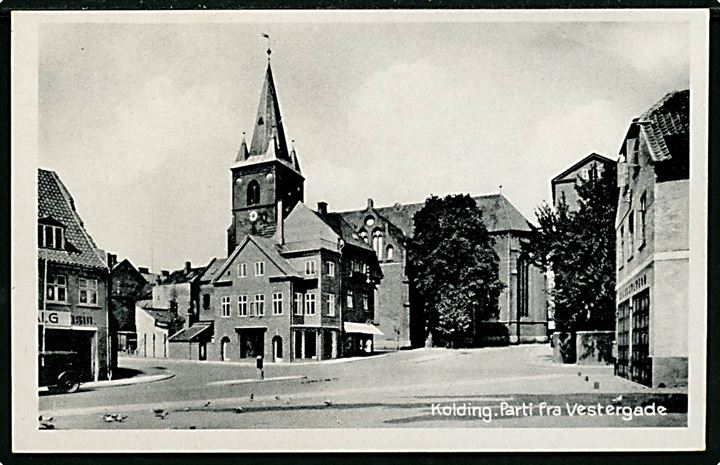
[614,89,689,387]
[551,153,615,211]
[109,258,148,354]
[169,59,382,362]
[38,169,113,381]
[339,194,548,348]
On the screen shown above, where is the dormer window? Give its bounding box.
[38,220,65,250]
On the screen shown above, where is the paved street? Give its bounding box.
[38,345,686,429]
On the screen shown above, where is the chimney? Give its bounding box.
[185,261,192,273]
[277,199,284,245]
[138,267,149,274]
[367,198,374,209]
[317,201,328,216]
[106,253,117,269]
[161,270,169,277]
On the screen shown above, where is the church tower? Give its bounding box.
[227,57,304,255]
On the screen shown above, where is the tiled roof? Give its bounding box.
[319,212,375,252]
[198,257,226,283]
[38,169,108,270]
[161,265,208,285]
[636,89,689,162]
[339,194,531,239]
[138,306,177,325]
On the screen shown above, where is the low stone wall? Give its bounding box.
[575,331,614,365]
[551,332,576,364]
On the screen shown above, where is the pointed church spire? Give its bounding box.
[236,132,249,162]
[248,62,290,162]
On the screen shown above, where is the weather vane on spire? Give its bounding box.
[262,33,271,60]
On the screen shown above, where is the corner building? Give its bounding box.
[614,90,689,388]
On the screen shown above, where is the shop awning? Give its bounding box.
[169,323,212,342]
[343,322,384,336]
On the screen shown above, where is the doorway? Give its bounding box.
[220,336,231,361]
[272,336,283,362]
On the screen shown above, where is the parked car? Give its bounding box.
[39,351,82,393]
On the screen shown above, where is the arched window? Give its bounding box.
[359,229,368,243]
[386,245,394,261]
[372,230,384,260]
[247,180,260,206]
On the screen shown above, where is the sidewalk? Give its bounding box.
[39,365,175,393]
[119,351,391,367]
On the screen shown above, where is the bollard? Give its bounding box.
[584,376,589,382]
[256,355,264,380]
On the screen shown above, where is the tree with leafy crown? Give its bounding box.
[523,163,618,333]
[407,194,505,348]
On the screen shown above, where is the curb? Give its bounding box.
[39,372,175,393]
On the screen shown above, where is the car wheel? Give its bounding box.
[57,371,80,393]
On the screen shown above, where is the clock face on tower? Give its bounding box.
[248,210,259,222]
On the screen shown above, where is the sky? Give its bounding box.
[38,18,690,272]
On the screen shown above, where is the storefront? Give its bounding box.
[38,309,101,382]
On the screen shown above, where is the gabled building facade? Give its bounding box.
[339,194,548,348]
[614,89,689,388]
[38,169,112,381]
[551,153,615,211]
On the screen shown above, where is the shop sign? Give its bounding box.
[38,310,71,327]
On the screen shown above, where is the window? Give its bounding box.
[386,245,394,260]
[305,260,316,276]
[362,293,369,311]
[627,213,635,260]
[359,231,368,243]
[46,274,67,303]
[254,294,265,316]
[254,261,265,276]
[304,293,316,315]
[38,224,65,250]
[619,225,625,266]
[202,293,211,309]
[273,292,283,315]
[639,192,647,245]
[78,278,98,305]
[294,292,303,315]
[221,296,231,317]
[327,294,336,316]
[372,231,384,259]
[327,262,335,277]
[247,180,260,206]
[346,290,354,309]
[238,295,248,317]
[237,263,247,278]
